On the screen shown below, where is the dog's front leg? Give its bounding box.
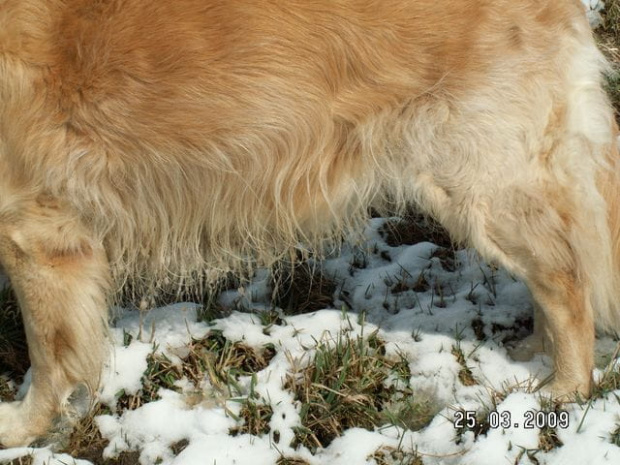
[0,197,110,447]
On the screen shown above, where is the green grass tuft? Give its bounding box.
[287,331,440,452]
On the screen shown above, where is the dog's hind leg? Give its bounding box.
[425,175,600,397]
[0,195,110,447]
[408,104,615,398]
[471,171,610,398]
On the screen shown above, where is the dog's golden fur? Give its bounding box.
[0,0,618,447]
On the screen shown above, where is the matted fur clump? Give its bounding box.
[0,0,619,448]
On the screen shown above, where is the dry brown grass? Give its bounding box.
[451,342,478,387]
[599,0,620,121]
[229,401,274,437]
[604,0,620,40]
[372,446,425,465]
[271,260,337,315]
[276,457,311,465]
[379,213,453,249]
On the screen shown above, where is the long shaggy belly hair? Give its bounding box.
[0,0,618,447]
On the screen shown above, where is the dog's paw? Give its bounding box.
[0,401,49,448]
[536,377,591,402]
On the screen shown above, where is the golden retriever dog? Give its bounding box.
[0,0,618,447]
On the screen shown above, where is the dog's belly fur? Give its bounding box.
[0,0,618,447]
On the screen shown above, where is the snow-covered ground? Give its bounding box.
[584,0,606,28]
[1,216,620,465]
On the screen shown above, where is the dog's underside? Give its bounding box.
[0,0,618,447]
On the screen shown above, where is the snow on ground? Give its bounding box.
[584,0,606,28]
[1,216,620,465]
